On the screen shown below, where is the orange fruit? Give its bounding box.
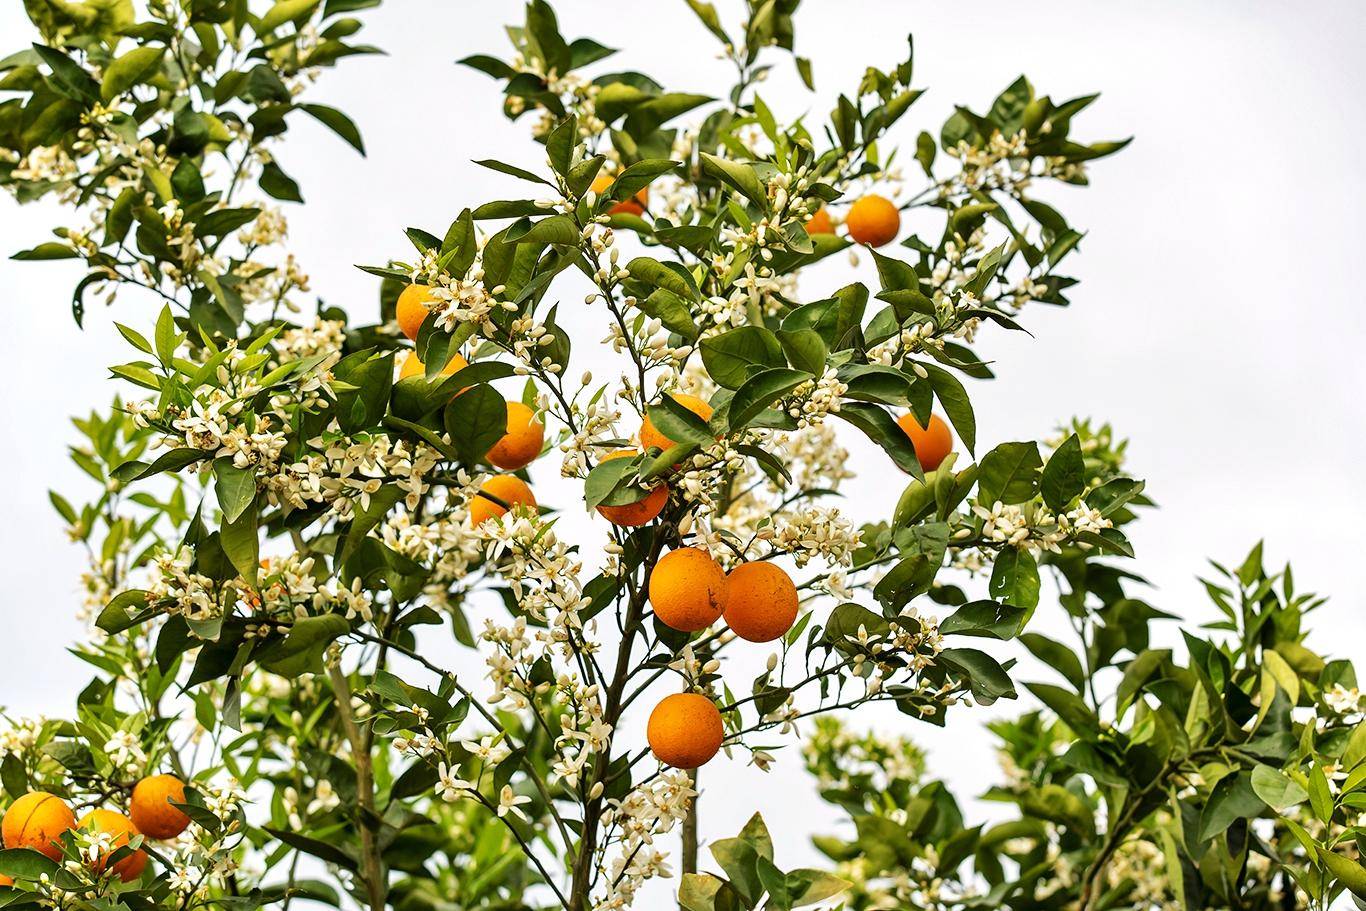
[470,474,536,526]
[591,173,648,217]
[806,206,834,235]
[647,693,724,769]
[595,450,669,527]
[846,194,900,247]
[639,394,713,454]
[895,412,953,472]
[396,284,438,341]
[724,562,798,642]
[2,792,76,862]
[77,810,147,882]
[399,349,468,381]
[129,775,190,840]
[487,401,545,471]
[0,874,12,887]
[649,547,728,632]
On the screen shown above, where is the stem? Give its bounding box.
[682,768,699,876]
[326,664,385,911]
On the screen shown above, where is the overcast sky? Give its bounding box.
[2,0,1364,901]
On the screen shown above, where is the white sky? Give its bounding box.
[2,0,1364,902]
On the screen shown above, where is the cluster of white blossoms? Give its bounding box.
[0,715,44,759]
[410,247,511,337]
[266,431,442,517]
[103,729,147,775]
[594,770,697,911]
[147,546,222,621]
[763,505,861,568]
[381,506,484,592]
[1324,683,1364,716]
[962,499,1113,557]
[785,366,849,428]
[943,128,1086,200]
[559,395,623,479]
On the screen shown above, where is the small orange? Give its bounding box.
[896,412,953,472]
[591,173,648,217]
[639,394,713,454]
[724,562,798,642]
[395,284,439,341]
[595,450,669,527]
[487,401,545,471]
[806,206,834,235]
[647,693,724,769]
[78,810,147,882]
[649,547,728,632]
[398,349,468,381]
[846,194,900,247]
[2,792,76,862]
[0,874,12,887]
[129,775,190,840]
[469,474,536,526]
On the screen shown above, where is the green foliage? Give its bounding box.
[4,3,1351,911]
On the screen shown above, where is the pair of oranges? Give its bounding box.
[807,193,901,248]
[1,776,190,885]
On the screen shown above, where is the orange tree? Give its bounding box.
[3,2,1364,911]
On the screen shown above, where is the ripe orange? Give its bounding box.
[591,173,648,217]
[396,284,438,341]
[2,792,76,861]
[129,775,190,840]
[595,450,669,527]
[649,547,728,632]
[78,810,147,882]
[639,394,713,454]
[487,401,545,471]
[806,206,834,235]
[724,562,798,642]
[647,693,724,769]
[896,412,953,472]
[399,349,468,381]
[470,474,536,526]
[846,194,900,247]
[0,874,12,887]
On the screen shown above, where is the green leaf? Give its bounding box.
[100,45,162,102]
[260,160,303,202]
[518,214,579,246]
[444,384,507,464]
[728,367,811,429]
[940,600,1025,640]
[776,328,827,376]
[213,459,256,523]
[220,504,259,585]
[835,402,922,477]
[12,242,77,260]
[1041,434,1084,509]
[0,848,59,880]
[1250,764,1308,811]
[937,647,1016,705]
[1025,682,1099,735]
[699,326,784,389]
[699,152,766,207]
[977,441,1042,505]
[639,288,700,341]
[919,361,976,455]
[989,547,1039,609]
[648,394,715,447]
[258,0,321,33]
[299,103,365,154]
[1197,771,1266,840]
[257,614,349,676]
[1317,848,1366,901]
[1020,633,1085,692]
[95,589,153,634]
